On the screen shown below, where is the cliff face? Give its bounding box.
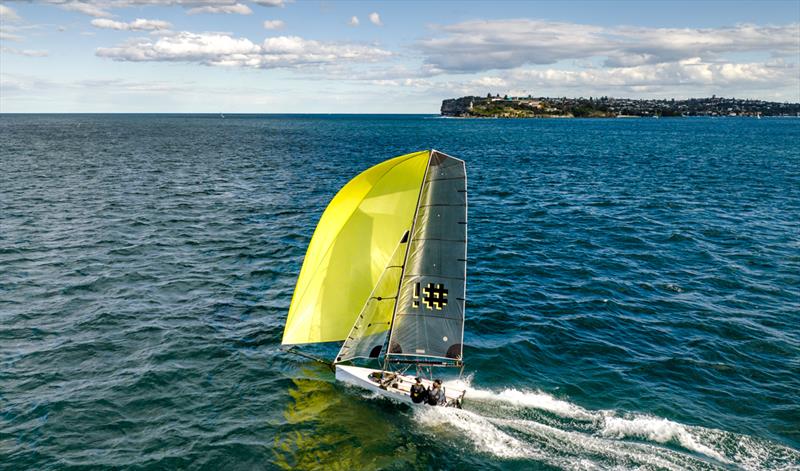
[440,97,476,117]
[441,96,546,117]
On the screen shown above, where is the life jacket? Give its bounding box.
[427,387,444,406]
[410,383,427,403]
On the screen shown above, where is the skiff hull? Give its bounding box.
[335,365,465,407]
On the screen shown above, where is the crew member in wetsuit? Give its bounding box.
[410,377,427,404]
[427,379,446,406]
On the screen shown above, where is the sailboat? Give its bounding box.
[281,150,468,407]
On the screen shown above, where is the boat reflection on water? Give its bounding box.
[273,365,420,470]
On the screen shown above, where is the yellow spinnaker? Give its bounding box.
[282,150,430,345]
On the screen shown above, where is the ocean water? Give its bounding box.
[1,114,799,470]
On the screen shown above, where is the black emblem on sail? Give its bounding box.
[413,282,448,310]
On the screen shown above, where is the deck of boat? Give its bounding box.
[335,364,465,407]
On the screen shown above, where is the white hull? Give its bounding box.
[335,365,466,407]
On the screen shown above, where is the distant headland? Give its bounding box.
[441,95,800,118]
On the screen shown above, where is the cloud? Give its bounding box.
[369,12,381,26]
[389,59,798,101]
[1,46,49,57]
[603,24,800,67]
[1,6,24,41]
[96,32,392,68]
[7,0,289,18]
[263,20,284,30]
[97,32,259,63]
[0,30,21,41]
[0,31,22,41]
[0,4,21,21]
[91,18,172,30]
[253,0,290,6]
[1,72,294,112]
[506,58,796,89]
[418,20,800,72]
[349,16,359,27]
[58,1,113,18]
[347,54,798,103]
[76,78,192,92]
[186,4,252,15]
[0,73,59,93]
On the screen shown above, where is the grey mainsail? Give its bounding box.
[386,151,467,365]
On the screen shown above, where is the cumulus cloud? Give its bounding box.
[507,58,796,89]
[263,20,284,30]
[604,24,800,67]
[369,12,381,26]
[91,18,171,30]
[378,59,798,101]
[96,32,392,68]
[349,16,359,27]
[418,19,800,72]
[97,32,259,63]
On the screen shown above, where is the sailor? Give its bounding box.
[379,372,396,390]
[410,377,428,404]
[427,379,446,406]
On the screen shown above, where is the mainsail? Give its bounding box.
[282,150,467,369]
[386,151,467,365]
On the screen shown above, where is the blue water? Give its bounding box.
[1,114,798,470]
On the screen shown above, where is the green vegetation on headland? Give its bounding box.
[441,94,800,118]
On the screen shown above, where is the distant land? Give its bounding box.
[441,95,800,118]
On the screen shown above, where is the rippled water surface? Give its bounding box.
[1,114,799,470]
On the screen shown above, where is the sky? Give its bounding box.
[1,0,798,113]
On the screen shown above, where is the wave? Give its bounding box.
[463,385,596,420]
[600,415,728,463]
[413,383,800,470]
[416,407,541,460]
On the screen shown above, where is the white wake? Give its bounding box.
[412,383,800,470]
